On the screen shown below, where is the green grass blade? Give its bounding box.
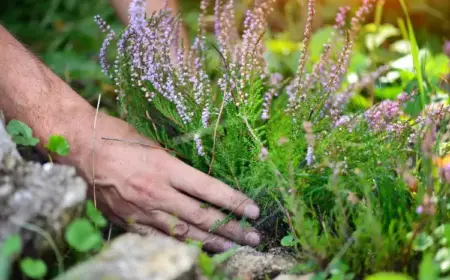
[397,18,408,41]
[374,0,385,27]
[399,0,426,109]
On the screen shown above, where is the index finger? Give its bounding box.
[163,156,260,219]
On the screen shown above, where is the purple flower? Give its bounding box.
[194,134,205,156]
[129,0,148,35]
[396,92,409,103]
[269,73,283,86]
[444,40,450,57]
[259,146,269,161]
[99,31,116,76]
[416,205,424,214]
[201,103,210,128]
[440,165,450,184]
[306,146,315,166]
[237,0,276,105]
[350,0,376,34]
[324,38,353,94]
[326,64,391,120]
[285,0,316,110]
[364,100,401,132]
[94,15,113,33]
[261,88,278,120]
[95,15,116,76]
[335,115,350,127]
[214,0,239,60]
[114,0,197,124]
[334,6,351,32]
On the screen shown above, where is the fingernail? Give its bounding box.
[223,241,235,251]
[244,204,260,219]
[244,232,261,246]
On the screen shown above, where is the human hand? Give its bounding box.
[0,23,259,251]
[70,113,261,252]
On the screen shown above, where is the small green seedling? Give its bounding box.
[0,235,22,280]
[64,218,103,253]
[6,120,39,146]
[45,134,70,156]
[86,200,108,228]
[198,248,236,279]
[1,235,22,258]
[280,234,296,247]
[20,258,47,279]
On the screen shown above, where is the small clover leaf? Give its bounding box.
[45,135,70,156]
[65,218,103,252]
[86,200,108,228]
[6,120,39,146]
[20,258,47,279]
[280,234,296,247]
[411,232,434,252]
[1,235,22,258]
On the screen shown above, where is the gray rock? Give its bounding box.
[0,118,87,250]
[0,113,20,161]
[274,273,314,280]
[56,233,200,280]
[223,246,298,279]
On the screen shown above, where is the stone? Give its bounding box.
[274,273,314,280]
[0,117,87,250]
[55,233,200,280]
[223,246,298,280]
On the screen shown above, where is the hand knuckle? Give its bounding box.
[223,221,240,237]
[149,150,170,171]
[172,222,189,239]
[190,208,209,228]
[125,173,161,200]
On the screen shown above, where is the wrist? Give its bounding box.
[33,89,96,170]
[56,108,144,182]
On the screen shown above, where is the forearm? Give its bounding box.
[0,25,95,167]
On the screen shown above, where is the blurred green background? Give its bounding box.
[0,0,448,114]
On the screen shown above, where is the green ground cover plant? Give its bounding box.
[94,0,450,278]
[2,121,111,280]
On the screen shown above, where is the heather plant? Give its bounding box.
[96,0,450,278]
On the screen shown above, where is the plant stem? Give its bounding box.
[10,219,64,274]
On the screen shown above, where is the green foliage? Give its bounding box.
[19,258,47,279]
[198,249,235,280]
[409,232,434,251]
[419,253,439,280]
[0,0,447,278]
[399,0,425,108]
[64,218,103,253]
[45,135,70,156]
[6,120,39,146]
[434,248,450,274]
[100,0,450,277]
[365,24,400,51]
[365,272,412,280]
[1,235,22,258]
[0,235,22,280]
[0,0,120,113]
[198,252,216,277]
[86,200,108,228]
[280,234,296,247]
